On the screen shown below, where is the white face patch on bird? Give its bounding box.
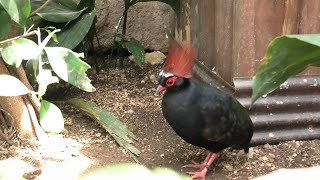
[159,70,173,78]
[156,71,177,94]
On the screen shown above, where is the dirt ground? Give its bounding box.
[0,62,320,180]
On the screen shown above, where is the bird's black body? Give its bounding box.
[160,77,253,153]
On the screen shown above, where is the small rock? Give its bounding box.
[262,156,268,161]
[247,148,254,159]
[145,51,166,65]
[263,144,272,149]
[236,150,245,156]
[223,163,234,171]
[127,109,134,114]
[95,133,101,137]
[150,74,158,84]
[160,154,164,157]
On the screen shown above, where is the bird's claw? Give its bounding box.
[182,160,204,169]
[186,167,208,179]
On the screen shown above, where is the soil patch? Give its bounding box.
[1,63,319,179]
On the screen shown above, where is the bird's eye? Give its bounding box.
[166,77,177,86]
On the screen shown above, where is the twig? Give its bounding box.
[22,96,47,142]
[15,66,41,117]
[0,128,16,146]
[0,31,38,44]
[30,0,53,17]
[122,0,129,40]
[0,107,15,128]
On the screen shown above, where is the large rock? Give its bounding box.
[94,0,174,52]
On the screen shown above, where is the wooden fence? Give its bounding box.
[175,0,320,84]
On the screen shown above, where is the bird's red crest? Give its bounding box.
[164,41,196,78]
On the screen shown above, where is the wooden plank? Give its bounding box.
[282,0,301,34]
[254,0,285,73]
[232,0,256,78]
[213,0,234,83]
[299,0,320,75]
[197,0,215,70]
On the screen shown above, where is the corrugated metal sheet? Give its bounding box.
[234,75,320,146]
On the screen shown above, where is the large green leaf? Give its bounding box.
[66,98,140,161]
[40,100,64,134]
[1,38,39,68]
[133,0,180,15]
[80,163,190,180]
[44,47,95,92]
[77,0,95,12]
[54,0,78,10]
[0,9,10,40]
[31,0,85,23]
[0,0,30,26]
[37,69,59,98]
[0,75,30,96]
[252,34,320,104]
[118,38,145,66]
[48,10,96,49]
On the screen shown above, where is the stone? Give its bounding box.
[145,51,166,65]
[94,0,174,52]
[129,51,166,65]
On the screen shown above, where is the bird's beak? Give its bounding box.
[156,85,166,95]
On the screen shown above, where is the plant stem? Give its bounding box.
[0,31,38,44]
[122,0,130,40]
[30,0,53,16]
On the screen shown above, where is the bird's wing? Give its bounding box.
[199,99,235,144]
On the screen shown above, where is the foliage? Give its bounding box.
[40,99,64,133]
[47,11,96,49]
[66,98,140,161]
[0,0,141,161]
[0,0,96,134]
[31,0,85,23]
[252,34,320,104]
[80,163,190,180]
[117,38,145,66]
[0,75,30,96]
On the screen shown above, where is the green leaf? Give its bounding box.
[118,38,145,66]
[40,100,64,134]
[37,69,59,98]
[80,163,191,180]
[77,0,95,13]
[1,38,39,68]
[0,9,10,40]
[0,0,31,26]
[47,10,96,49]
[65,98,140,161]
[44,47,95,92]
[43,28,58,43]
[31,0,86,23]
[54,0,78,10]
[135,0,180,15]
[0,75,30,96]
[252,34,320,104]
[25,58,39,86]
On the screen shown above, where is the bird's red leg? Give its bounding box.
[182,153,212,169]
[183,152,219,179]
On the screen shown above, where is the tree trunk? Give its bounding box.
[0,58,46,140]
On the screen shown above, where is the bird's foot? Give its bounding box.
[182,160,207,170]
[187,167,208,179]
